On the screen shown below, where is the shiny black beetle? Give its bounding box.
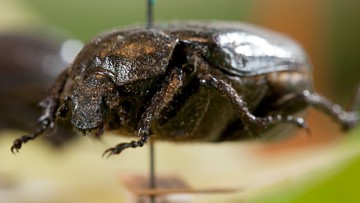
[11,22,360,157]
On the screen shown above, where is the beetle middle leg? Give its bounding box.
[11,69,69,153]
[103,68,184,157]
[197,72,308,137]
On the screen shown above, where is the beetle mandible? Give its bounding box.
[11,22,360,157]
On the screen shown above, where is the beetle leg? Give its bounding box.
[11,69,69,153]
[103,68,184,157]
[55,96,71,118]
[273,88,360,131]
[197,72,309,137]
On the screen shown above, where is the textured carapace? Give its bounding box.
[11,22,360,156]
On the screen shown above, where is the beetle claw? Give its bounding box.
[102,142,132,158]
[102,148,116,159]
[11,144,20,154]
[10,135,31,154]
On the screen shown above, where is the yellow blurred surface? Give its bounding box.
[1,127,360,203]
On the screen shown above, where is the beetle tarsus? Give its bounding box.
[11,117,54,154]
[264,115,309,130]
[11,69,68,154]
[102,139,147,158]
[247,114,310,138]
[295,90,359,131]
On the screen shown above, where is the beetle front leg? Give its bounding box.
[198,73,309,137]
[11,69,69,153]
[103,68,184,158]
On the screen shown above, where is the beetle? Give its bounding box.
[11,21,360,157]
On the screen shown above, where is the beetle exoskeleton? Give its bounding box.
[11,22,360,157]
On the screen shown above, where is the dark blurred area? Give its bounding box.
[0,33,65,130]
[0,32,82,147]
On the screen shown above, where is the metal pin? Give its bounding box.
[147,1,156,202]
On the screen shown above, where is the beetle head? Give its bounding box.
[68,72,118,136]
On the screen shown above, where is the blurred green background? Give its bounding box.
[1,0,360,202]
